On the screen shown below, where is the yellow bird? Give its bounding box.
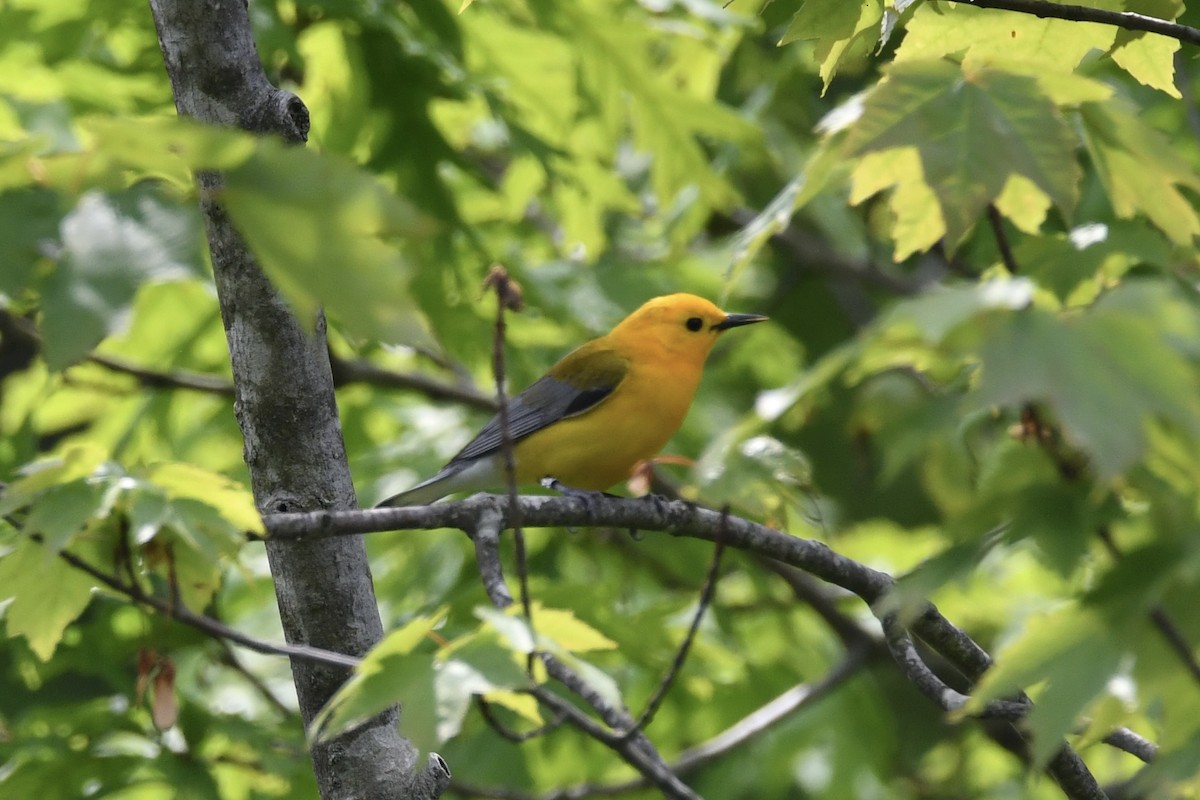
[378,293,767,506]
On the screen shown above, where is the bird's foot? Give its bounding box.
[539,477,633,537]
[539,476,616,500]
[640,492,675,516]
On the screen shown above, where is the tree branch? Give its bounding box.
[86,353,236,394]
[956,0,1200,47]
[329,350,496,411]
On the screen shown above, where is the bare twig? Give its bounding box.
[476,698,566,743]
[54,543,360,669]
[1097,528,1200,687]
[216,639,296,718]
[670,649,870,773]
[484,265,532,627]
[620,508,729,739]
[88,349,497,411]
[328,350,496,411]
[956,0,1200,46]
[1101,727,1159,763]
[471,506,515,608]
[86,353,236,395]
[449,650,872,800]
[987,204,1019,275]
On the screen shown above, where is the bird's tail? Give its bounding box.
[374,459,500,507]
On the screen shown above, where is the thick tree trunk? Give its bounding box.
[146,1,449,797]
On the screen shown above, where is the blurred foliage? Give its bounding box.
[3,0,1200,797]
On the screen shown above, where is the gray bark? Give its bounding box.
[146,1,449,797]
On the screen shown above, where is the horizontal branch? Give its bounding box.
[88,353,236,395]
[87,350,496,410]
[958,0,1200,47]
[265,494,892,601]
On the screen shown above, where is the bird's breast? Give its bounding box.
[511,358,703,490]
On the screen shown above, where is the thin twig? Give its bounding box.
[476,697,566,743]
[987,204,1019,275]
[52,540,359,669]
[328,350,496,411]
[450,650,873,800]
[957,0,1200,46]
[216,638,296,718]
[1101,727,1159,763]
[484,266,533,627]
[87,353,236,395]
[88,349,498,411]
[620,508,729,739]
[1097,528,1200,686]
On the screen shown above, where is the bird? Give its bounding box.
[377,293,767,506]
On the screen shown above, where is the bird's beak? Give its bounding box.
[713,312,768,331]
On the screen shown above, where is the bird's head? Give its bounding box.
[610,293,767,363]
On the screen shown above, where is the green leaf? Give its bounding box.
[694,433,815,519]
[783,0,884,91]
[475,606,535,654]
[0,445,108,516]
[973,294,1200,478]
[39,187,206,369]
[221,142,435,347]
[1008,483,1095,576]
[84,115,257,183]
[1079,101,1200,245]
[846,60,1079,249]
[1108,0,1183,98]
[0,187,60,296]
[881,276,1034,343]
[436,636,530,741]
[0,538,95,660]
[22,480,103,552]
[1012,222,1173,302]
[312,612,446,743]
[727,147,840,286]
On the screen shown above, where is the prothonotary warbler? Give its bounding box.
[377,293,767,506]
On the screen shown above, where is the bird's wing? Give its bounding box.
[448,343,629,465]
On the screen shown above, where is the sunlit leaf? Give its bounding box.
[845,60,1079,249]
[1079,101,1200,244]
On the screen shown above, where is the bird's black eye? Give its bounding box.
[685,317,703,332]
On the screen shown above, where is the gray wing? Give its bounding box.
[448,367,624,465]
